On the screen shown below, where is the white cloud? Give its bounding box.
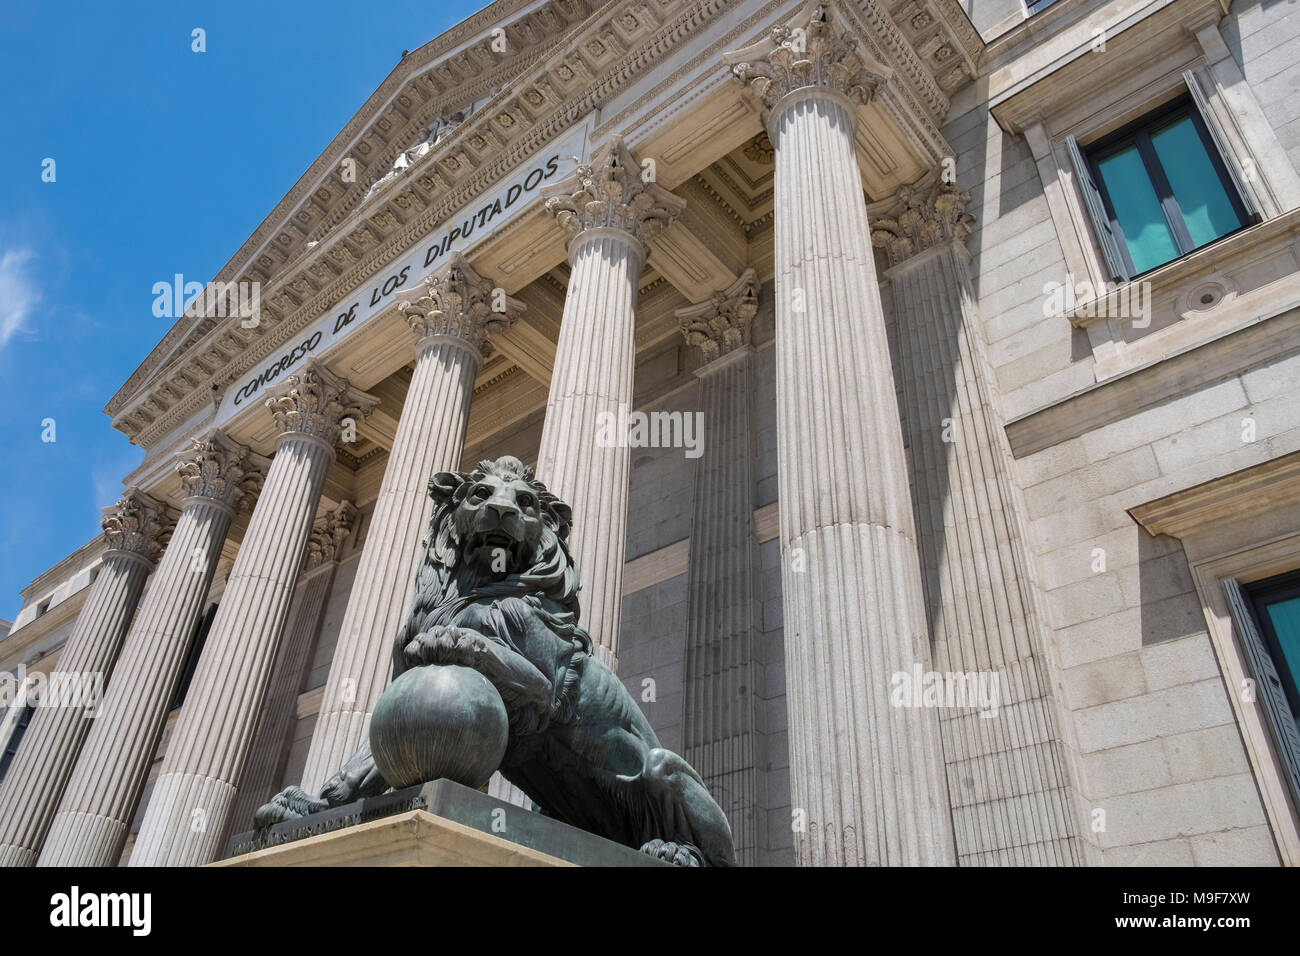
[0,248,39,347]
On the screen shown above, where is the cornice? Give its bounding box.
[114,0,719,451]
[1129,451,1300,541]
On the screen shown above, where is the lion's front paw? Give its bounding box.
[402,625,489,670]
[254,786,328,829]
[639,839,703,867]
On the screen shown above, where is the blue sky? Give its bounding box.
[0,1,486,621]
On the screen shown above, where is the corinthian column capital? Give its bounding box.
[304,500,358,570]
[396,253,524,359]
[723,1,892,131]
[100,488,172,565]
[870,175,976,268]
[174,429,268,513]
[541,135,686,257]
[676,269,760,366]
[264,359,379,451]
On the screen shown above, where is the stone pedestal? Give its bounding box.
[217,810,572,867]
[0,489,170,868]
[537,137,685,669]
[219,779,667,867]
[129,361,377,867]
[302,255,522,795]
[38,432,265,868]
[725,4,955,866]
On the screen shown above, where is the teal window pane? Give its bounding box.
[1096,146,1179,273]
[1264,595,1300,715]
[1151,117,1241,248]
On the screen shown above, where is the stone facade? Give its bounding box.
[2,0,1299,867]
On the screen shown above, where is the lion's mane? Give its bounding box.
[395,456,593,660]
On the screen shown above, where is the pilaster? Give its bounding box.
[874,176,1082,866]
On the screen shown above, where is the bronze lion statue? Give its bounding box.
[256,455,736,866]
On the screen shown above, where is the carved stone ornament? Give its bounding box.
[304,500,358,569]
[174,429,268,511]
[723,0,893,127]
[870,172,976,267]
[741,131,775,165]
[100,488,172,564]
[263,359,380,449]
[395,252,524,356]
[676,269,760,363]
[541,135,686,249]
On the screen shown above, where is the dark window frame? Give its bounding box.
[1085,95,1251,278]
[1246,569,1300,721]
[0,702,37,782]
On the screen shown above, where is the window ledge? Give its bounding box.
[1066,208,1300,330]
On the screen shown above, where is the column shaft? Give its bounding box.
[0,551,153,866]
[38,497,234,866]
[227,561,335,836]
[536,230,641,668]
[301,340,477,792]
[129,435,335,865]
[682,349,761,866]
[887,243,1080,865]
[770,90,953,865]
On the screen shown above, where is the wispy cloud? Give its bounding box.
[0,248,39,347]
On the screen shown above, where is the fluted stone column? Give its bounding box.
[227,501,356,838]
[0,489,171,867]
[129,360,376,866]
[300,254,522,794]
[873,180,1081,866]
[677,271,762,866]
[725,2,955,866]
[37,431,265,867]
[537,137,685,669]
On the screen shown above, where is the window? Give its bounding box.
[1225,575,1300,806]
[1070,96,1253,281]
[35,599,50,618]
[1024,0,1057,15]
[0,703,37,782]
[1247,571,1300,723]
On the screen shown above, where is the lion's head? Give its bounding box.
[413,456,582,622]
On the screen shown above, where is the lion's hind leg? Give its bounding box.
[617,747,738,867]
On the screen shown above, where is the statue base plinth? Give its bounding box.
[218,778,668,867]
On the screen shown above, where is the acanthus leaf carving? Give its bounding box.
[540,135,686,250]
